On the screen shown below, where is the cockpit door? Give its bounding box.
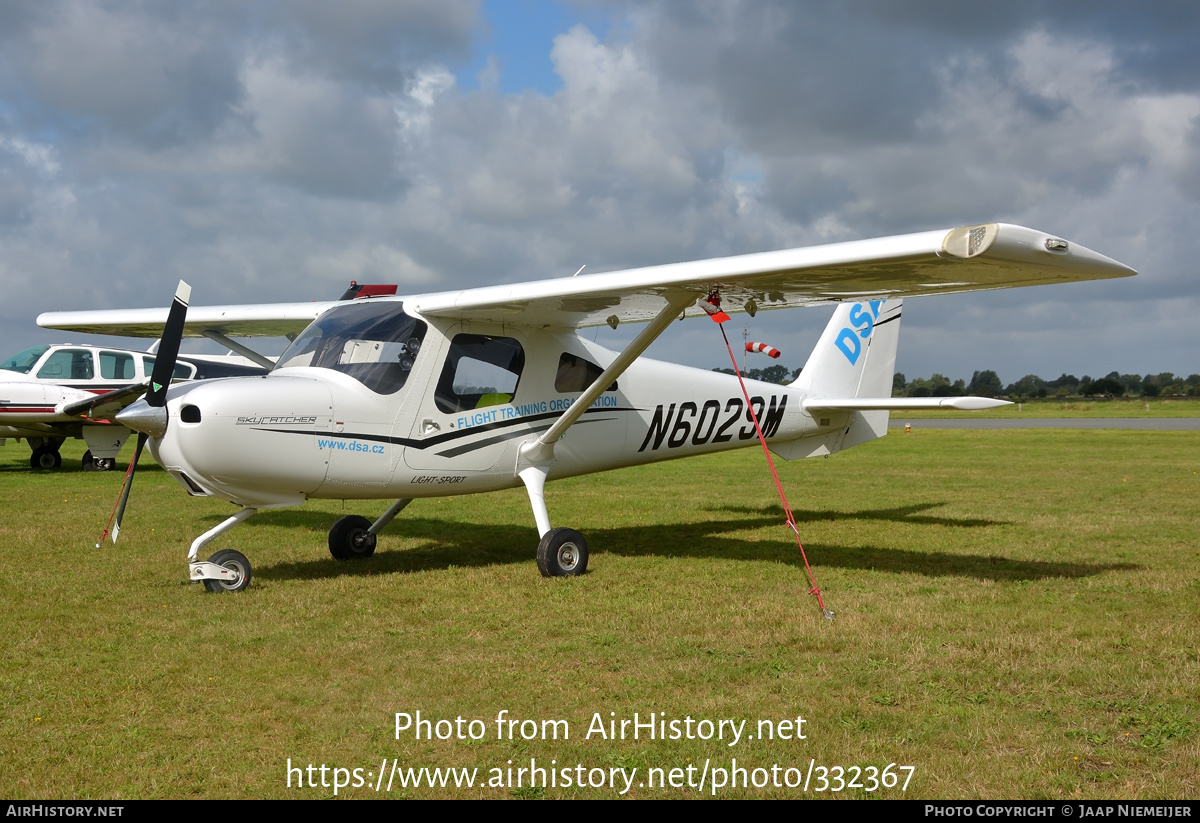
[402,326,527,472]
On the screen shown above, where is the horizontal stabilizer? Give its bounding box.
[804,396,1011,412]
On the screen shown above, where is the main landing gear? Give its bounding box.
[537,528,589,577]
[519,465,590,578]
[327,499,411,561]
[30,445,62,470]
[180,488,587,590]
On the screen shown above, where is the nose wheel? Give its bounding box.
[193,549,252,593]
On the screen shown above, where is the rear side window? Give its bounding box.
[555,352,616,393]
[143,357,196,380]
[435,335,525,414]
[100,351,135,380]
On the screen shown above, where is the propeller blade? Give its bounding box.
[145,280,191,407]
[98,433,147,547]
[97,281,191,548]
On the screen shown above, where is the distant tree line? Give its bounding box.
[711,364,1200,399]
[891,370,1200,399]
[712,365,803,384]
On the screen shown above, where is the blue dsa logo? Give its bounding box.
[834,301,883,365]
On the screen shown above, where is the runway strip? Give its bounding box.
[889,418,1200,430]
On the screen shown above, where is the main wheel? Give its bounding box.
[30,446,62,470]
[536,528,588,577]
[329,515,376,560]
[203,549,252,593]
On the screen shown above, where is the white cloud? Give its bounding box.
[0,1,1197,382]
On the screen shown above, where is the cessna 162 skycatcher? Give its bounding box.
[39,223,1134,592]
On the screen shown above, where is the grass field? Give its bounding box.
[2,429,1197,799]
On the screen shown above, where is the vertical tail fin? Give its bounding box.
[770,299,902,461]
[791,299,902,398]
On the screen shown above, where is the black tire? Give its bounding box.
[329,515,376,560]
[203,550,252,593]
[81,451,113,471]
[536,528,588,577]
[30,446,62,470]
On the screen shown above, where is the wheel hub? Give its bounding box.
[558,543,579,571]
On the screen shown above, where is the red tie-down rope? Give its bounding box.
[702,291,833,620]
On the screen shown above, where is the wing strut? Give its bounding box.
[519,290,699,469]
[517,290,699,536]
[200,330,276,370]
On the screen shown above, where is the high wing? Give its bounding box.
[38,223,1134,338]
[37,301,339,339]
[410,223,1133,328]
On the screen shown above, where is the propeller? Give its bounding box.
[98,281,191,547]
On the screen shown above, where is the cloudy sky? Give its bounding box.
[1,1,1197,385]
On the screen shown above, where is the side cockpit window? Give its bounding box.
[37,349,94,380]
[435,335,525,413]
[275,302,426,395]
[555,352,616,393]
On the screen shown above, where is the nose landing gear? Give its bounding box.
[195,549,252,593]
[186,508,258,593]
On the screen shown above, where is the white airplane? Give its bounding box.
[2,282,394,470]
[0,342,264,470]
[39,223,1134,593]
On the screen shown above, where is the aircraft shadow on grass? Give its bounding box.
[205,504,1138,585]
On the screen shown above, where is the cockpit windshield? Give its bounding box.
[274,302,426,395]
[0,345,50,374]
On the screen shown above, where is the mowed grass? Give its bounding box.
[1,430,1197,799]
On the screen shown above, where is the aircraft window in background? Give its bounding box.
[142,357,197,381]
[0,345,50,374]
[38,348,94,380]
[100,351,136,380]
[435,335,525,413]
[274,301,427,395]
[554,352,617,394]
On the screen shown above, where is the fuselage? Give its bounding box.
[140,302,851,508]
